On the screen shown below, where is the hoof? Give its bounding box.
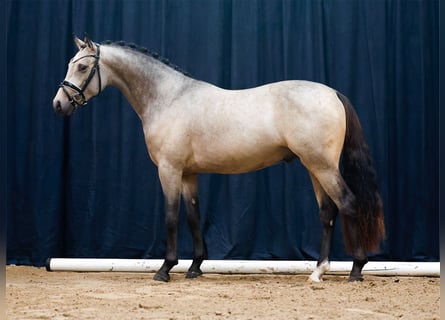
[348,275,364,282]
[308,261,329,283]
[307,273,323,283]
[186,269,203,279]
[153,271,170,282]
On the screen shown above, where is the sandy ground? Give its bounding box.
[6,265,439,320]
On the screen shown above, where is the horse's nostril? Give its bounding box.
[54,100,62,114]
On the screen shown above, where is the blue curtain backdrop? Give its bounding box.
[7,0,439,266]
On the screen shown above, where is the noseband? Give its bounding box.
[60,44,102,111]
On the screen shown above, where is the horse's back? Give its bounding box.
[206,80,346,157]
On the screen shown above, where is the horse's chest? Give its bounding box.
[142,121,191,167]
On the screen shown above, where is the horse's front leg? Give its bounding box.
[153,164,182,282]
[182,174,207,279]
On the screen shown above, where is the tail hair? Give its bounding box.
[337,92,385,253]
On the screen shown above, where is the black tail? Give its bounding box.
[337,92,385,253]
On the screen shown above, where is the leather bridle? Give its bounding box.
[60,44,102,111]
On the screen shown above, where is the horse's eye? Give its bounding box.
[78,64,88,72]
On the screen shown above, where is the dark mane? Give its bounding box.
[101,40,190,76]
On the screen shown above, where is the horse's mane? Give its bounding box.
[101,40,190,76]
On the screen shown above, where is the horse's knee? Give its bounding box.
[165,213,179,231]
[186,208,200,228]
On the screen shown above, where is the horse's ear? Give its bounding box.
[73,34,85,50]
[83,33,94,50]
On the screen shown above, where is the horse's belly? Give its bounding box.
[186,144,293,174]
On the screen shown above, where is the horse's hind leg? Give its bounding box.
[308,173,338,282]
[182,174,207,278]
[306,165,368,282]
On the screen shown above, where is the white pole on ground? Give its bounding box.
[45,259,440,277]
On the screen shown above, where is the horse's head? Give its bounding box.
[53,34,103,116]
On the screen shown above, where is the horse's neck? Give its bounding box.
[101,46,190,119]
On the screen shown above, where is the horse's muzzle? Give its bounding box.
[53,98,75,116]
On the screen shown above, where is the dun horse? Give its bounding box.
[53,34,385,282]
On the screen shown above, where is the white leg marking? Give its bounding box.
[308,260,330,282]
